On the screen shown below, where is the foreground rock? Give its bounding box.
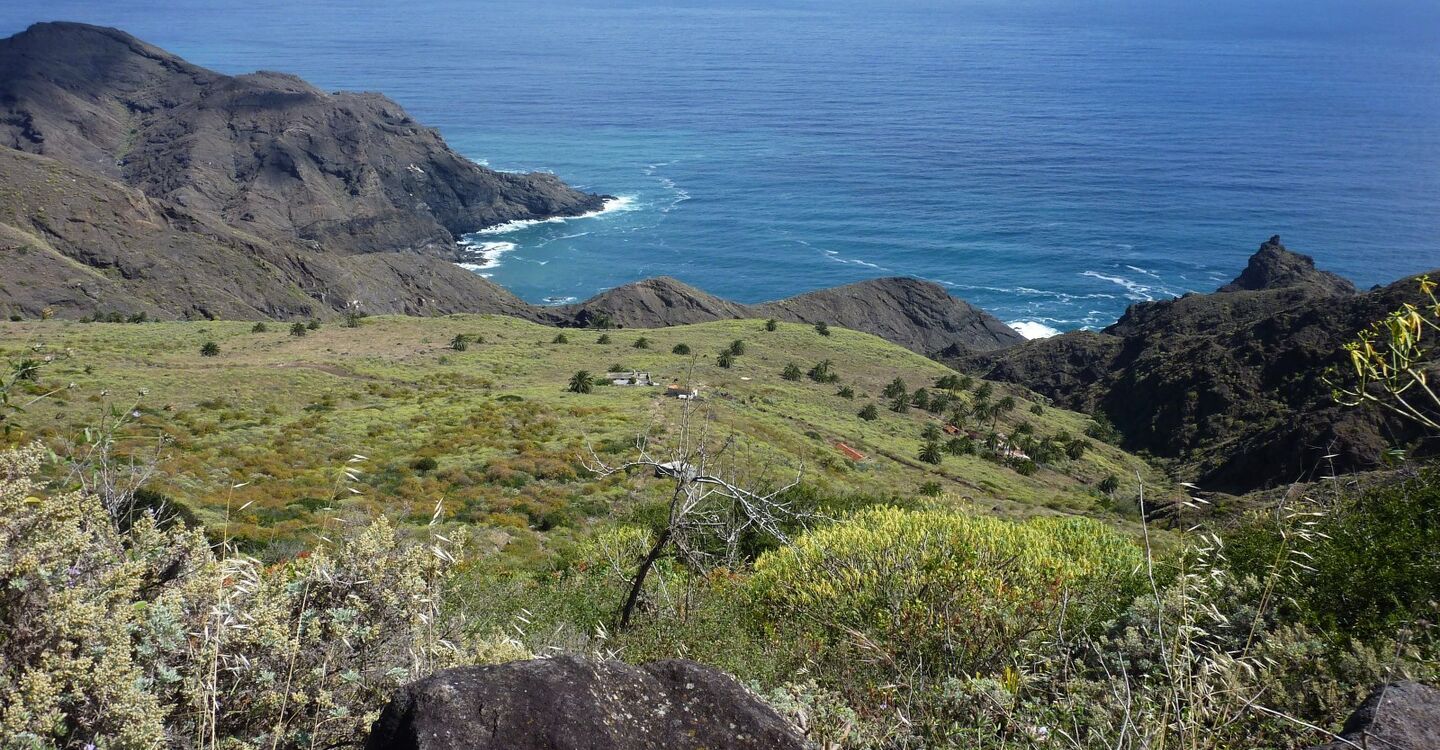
[959,237,1438,492]
[1308,681,1440,750]
[365,656,806,750]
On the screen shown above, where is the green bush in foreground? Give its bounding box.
[1227,466,1440,637]
[751,507,1144,679]
[0,443,500,749]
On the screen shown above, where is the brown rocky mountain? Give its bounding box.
[0,147,538,320]
[959,237,1437,493]
[0,22,1023,356]
[0,22,607,256]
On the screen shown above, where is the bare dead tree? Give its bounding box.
[64,394,167,528]
[583,390,805,629]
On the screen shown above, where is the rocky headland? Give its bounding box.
[958,236,1440,492]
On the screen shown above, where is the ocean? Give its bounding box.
[4,0,1438,335]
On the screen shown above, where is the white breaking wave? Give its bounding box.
[1081,270,1158,301]
[474,195,638,235]
[1009,320,1062,339]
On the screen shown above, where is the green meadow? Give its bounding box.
[2,314,1165,557]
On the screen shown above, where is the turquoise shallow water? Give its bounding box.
[4,1,1439,332]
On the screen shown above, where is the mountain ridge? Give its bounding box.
[0,22,610,256]
[958,237,1438,492]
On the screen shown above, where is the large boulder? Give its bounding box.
[364,656,807,750]
[1308,681,1440,750]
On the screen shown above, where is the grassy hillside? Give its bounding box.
[1,314,1166,555]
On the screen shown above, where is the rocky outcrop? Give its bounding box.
[365,656,806,750]
[541,276,1025,356]
[544,277,751,330]
[960,237,1436,493]
[755,277,1025,355]
[0,22,608,258]
[1308,681,1440,750]
[1218,235,1356,295]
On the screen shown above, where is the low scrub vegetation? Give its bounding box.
[9,311,1429,748]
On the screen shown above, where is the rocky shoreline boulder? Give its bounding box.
[365,656,807,750]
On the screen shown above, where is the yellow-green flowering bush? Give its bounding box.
[750,507,1144,680]
[0,442,197,747]
[0,443,476,750]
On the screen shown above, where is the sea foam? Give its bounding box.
[1008,320,1062,339]
[473,195,638,235]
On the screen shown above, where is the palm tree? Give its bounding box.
[919,440,943,465]
[568,370,594,394]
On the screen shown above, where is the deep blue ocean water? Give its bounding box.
[4,1,1439,334]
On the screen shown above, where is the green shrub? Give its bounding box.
[814,321,830,336]
[289,322,307,337]
[919,440,943,465]
[306,319,321,331]
[672,343,690,355]
[807,360,838,383]
[568,370,594,394]
[751,507,1144,679]
[596,333,611,344]
[782,363,803,381]
[717,350,734,369]
[200,341,220,357]
[765,318,778,332]
[945,436,974,456]
[411,456,439,472]
[553,332,569,344]
[727,339,746,356]
[251,322,268,333]
[858,403,879,421]
[633,337,651,349]
[1086,415,1122,444]
[0,443,480,749]
[1227,467,1440,637]
[450,334,470,351]
[836,386,854,399]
